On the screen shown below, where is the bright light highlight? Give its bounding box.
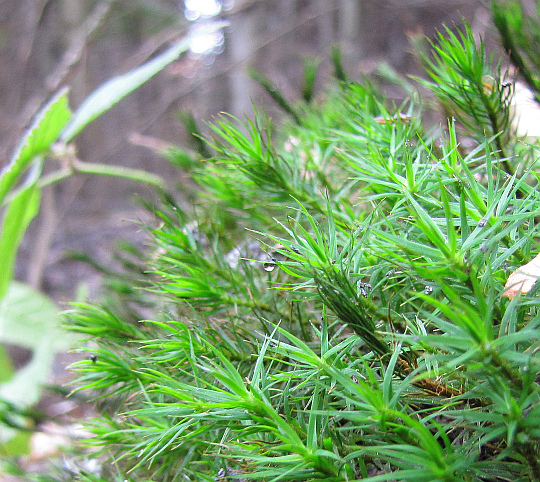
[182,0,228,57]
[189,29,224,55]
[184,0,221,21]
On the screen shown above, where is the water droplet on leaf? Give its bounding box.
[263,260,277,272]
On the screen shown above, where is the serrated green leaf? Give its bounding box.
[0,88,71,204]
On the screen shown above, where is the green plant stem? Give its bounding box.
[470,80,513,174]
[518,441,540,482]
[38,158,165,189]
[249,68,302,125]
[484,345,523,392]
[226,295,291,323]
[482,99,512,174]
[492,4,540,101]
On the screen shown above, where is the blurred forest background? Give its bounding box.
[0,0,498,306]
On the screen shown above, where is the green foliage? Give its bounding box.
[64,11,540,482]
[1,22,225,304]
[250,69,302,125]
[0,25,227,451]
[492,0,540,100]
[0,89,71,205]
[0,282,73,452]
[0,89,70,299]
[417,22,513,166]
[59,26,222,143]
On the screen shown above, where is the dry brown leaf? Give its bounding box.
[503,252,540,299]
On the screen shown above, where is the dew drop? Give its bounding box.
[263,260,277,272]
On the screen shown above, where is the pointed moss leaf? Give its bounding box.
[0,88,71,204]
[60,22,227,143]
[0,183,41,300]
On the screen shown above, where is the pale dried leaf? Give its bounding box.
[503,252,540,298]
[511,82,540,138]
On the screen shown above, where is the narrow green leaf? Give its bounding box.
[405,192,451,258]
[61,22,226,142]
[0,183,40,299]
[0,88,71,204]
